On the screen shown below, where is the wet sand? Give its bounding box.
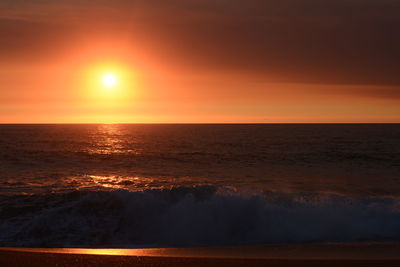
[1,243,400,267]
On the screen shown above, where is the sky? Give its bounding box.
[0,0,399,123]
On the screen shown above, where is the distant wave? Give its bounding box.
[1,186,400,248]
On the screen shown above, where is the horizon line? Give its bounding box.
[0,122,399,125]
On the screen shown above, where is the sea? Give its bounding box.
[0,124,399,248]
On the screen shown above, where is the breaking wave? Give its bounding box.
[1,186,400,248]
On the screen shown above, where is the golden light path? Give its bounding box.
[2,243,400,259]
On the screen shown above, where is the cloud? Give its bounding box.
[0,0,399,85]
[353,86,400,100]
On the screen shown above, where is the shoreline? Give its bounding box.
[1,243,400,266]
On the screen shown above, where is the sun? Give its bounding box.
[103,74,117,87]
[83,63,136,103]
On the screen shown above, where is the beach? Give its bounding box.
[1,243,400,266]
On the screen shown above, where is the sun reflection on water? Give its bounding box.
[87,124,140,155]
[87,175,153,189]
[65,175,155,191]
[61,174,215,192]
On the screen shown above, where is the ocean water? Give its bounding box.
[0,124,399,247]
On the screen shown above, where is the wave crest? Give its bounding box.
[1,186,400,247]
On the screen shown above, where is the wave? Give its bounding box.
[1,186,400,248]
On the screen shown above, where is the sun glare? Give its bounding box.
[103,74,117,87]
[82,62,137,114]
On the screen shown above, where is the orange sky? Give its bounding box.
[0,0,399,123]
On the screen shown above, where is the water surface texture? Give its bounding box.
[0,124,399,247]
